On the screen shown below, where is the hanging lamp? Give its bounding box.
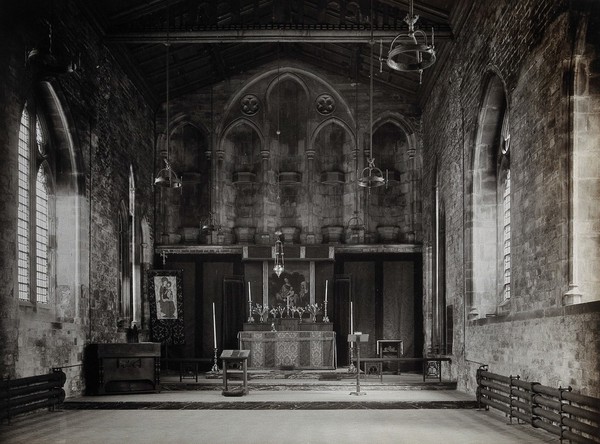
[154,3,182,189]
[273,230,285,277]
[358,7,386,190]
[272,48,285,277]
[386,0,436,84]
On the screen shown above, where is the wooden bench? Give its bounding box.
[164,358,212,382]
[0,370,66,424]
[352,357,452,382]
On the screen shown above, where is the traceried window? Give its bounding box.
[500,126,511,302]
[17,104,53,304]
[36,166,50,303]
[17,109,31,301]
[118,201,132,322]
[502,169,511,300]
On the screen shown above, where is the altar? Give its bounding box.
[238,330,336,369]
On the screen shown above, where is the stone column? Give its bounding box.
[255,149,272,245]
[304,148,316,244]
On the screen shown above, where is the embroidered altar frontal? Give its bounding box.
[238,331,336,369]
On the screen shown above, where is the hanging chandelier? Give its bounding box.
[386,0,436,84]
[154,3,181,189]
[358,13,386,190]
[273,230,285,277]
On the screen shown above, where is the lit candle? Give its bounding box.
[324,280,328,304]
[212,302,217,349]
[248,281,252,303]
[350,301,353,334]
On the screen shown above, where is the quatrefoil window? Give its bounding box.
[316,94,335,115]
[241,94,260,116]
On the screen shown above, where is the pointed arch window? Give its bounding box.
[17,104,54,304]
[470,74,511,318]
[35,166,51,303]
[118,201,132,322]
[17,109,31,301]
[499,121,511,302]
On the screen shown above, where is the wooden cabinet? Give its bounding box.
[85,343,161,395]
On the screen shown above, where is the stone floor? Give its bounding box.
[0,371,559,443]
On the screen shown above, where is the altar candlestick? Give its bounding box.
[212,302,217,349]
[248,282,252,303]
[350,301,354,333]
[323,280,330,323]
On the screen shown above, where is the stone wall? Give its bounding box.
[0,0,155,396]
[155,61,423,247]
[422,0,600,397]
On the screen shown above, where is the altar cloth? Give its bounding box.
[238,331,336,370]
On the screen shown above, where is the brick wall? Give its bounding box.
[422,0,600,397]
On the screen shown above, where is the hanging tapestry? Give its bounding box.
[148,269,185,344]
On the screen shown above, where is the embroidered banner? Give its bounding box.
[148,270,185,344]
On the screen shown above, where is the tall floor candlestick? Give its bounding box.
[211,302,219,373]
[348,300,355,372]
[212,302,217,349]
[247,282,254,323]
[323,280,329,322]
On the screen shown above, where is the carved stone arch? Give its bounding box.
[33,80,85,321]
[265,70,310,113]
[218,118,264,237]
[219,117,265,152]
[310,117,357,149]
[215,65,356,136]
[468,70,509,319]
[372,112,418,155]
[37,81,83,195]
[171,114,210,137]
[157,115,210,157]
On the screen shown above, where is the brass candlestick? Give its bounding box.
[210,347,219,374]
[247,301,254,323]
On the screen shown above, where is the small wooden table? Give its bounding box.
[220,350,250,395]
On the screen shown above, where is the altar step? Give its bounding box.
[64,385,477,411]
[160,370,457,392]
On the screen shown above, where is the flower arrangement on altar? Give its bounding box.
[252,304,270,323]
[306,303,322,322]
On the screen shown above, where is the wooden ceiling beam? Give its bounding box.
[106,27,453,44]
[376,0,450,22]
